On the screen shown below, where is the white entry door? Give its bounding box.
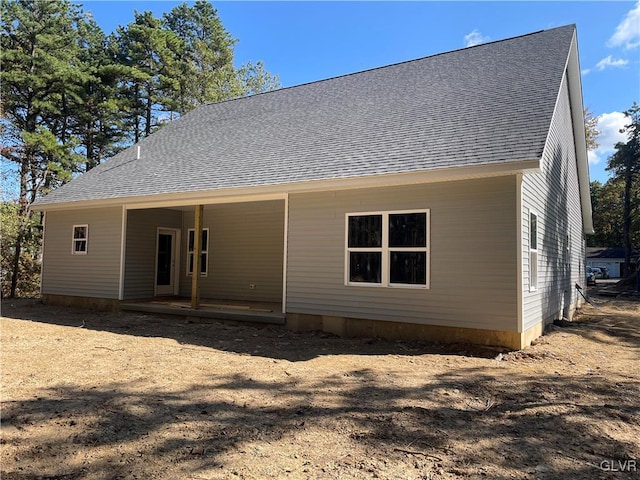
[155,229,178,296]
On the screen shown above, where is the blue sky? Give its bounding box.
[83,1,640,184]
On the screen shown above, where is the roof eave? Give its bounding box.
[32,159,541,212]
[537,27,593,235]
[567,29,594,235]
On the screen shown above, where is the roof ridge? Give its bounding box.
[202,24,576,108]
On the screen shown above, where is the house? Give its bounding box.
[33,25,592,350]
[587,247,638,278]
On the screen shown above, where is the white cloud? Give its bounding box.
[596,55,629,71]
[588,111,628,165]
[607,1,640,49]
[589,151,606,166]
[581,68,591,76]
[464,29,490,47]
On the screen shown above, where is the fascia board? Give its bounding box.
[32,159,541,212]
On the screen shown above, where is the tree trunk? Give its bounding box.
[9,233,23,298]
[60,91,68,143]
[145,86,153,137]
[134,83,141,144]
[623,158,633,276]
[85,119,94,171]
[10,157,30,298]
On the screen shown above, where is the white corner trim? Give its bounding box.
[516,174,524,333]
[118,206,127,300]
[282,193,289,314]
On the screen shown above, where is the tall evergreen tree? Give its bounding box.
[1,0,86,297]
[606,103,640,275]
[163,0,236,113]
[72,16,127,171]
[164,1,279,113]
[115,11,184,142]
[588,179,635,248]
[237,60,280,96]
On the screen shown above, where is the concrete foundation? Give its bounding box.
[42,294,120,312]
[42,294,553,350]
[286,312,544,350]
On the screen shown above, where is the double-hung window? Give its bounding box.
[529,212,538,291]
[187,228,209,276]
[346,210,429,288]
[72,225,88,254]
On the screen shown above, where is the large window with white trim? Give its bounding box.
[529,212,538,291]
[187,228,209,276]
[346,210,429,288]
[72,225,88,254]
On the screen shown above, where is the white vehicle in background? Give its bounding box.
[591,267,604,279]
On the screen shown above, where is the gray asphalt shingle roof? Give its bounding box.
[37,25,576,206]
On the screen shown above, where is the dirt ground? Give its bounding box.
[1,291,639,480]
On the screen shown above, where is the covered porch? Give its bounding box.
[120,196,287,324]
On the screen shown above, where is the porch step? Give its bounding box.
[120,302,286,325]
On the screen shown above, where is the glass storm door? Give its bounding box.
[156,229,176,295]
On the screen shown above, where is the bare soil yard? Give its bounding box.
[1,293,639,480]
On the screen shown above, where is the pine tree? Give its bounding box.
[163,0,237,113]
[606,103,640,276]
[164,1,280,113]
[115,11,184,142]
[72,16,127,171]
[1,0,86,297]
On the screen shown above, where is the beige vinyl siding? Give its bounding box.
[41,207,123,298]
[522,73,585,330]
[287,176,518,331]
[179,201,284,302]
[123,208,182,299]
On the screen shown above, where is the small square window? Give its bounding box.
[348,215,382,248]
[349,251,382,283]
[72,225,88,255]
[390,251,426,285]
[389,213,426,248]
